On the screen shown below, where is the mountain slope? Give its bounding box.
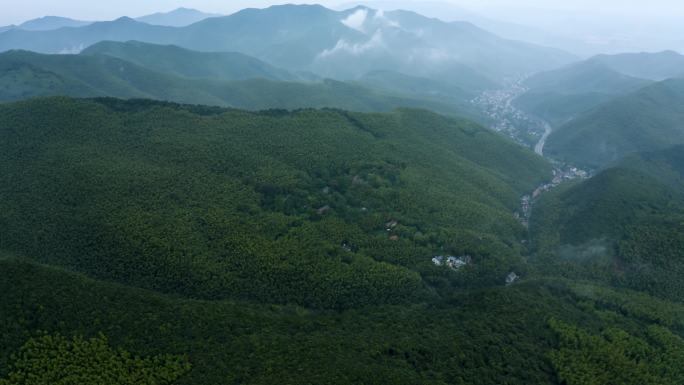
[545,79,684,168]
[0,97,550,309]
[531,145,684,301]
[515,59,653,127]
[81,40,298,81]
[8,255,679,385]
[588,50,684,81]
[523,60,651,95]
[135,8,221,27]
[0,50,481,118]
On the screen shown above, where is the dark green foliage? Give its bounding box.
[4,258,684,385]
[530,145,684,301]
[548,320,684,385]
[0,97,549,309]
[0,333,190,385]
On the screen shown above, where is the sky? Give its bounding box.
[1,0,683,25]
[1,0,683,54]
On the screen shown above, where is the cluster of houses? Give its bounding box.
[517,166,590,227]
[532,167,589,199]
[432,255,472,270]
[432,255,521,285]
[471,78,547,147]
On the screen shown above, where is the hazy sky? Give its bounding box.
[1,0,683,25]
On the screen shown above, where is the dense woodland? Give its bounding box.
[1,96,684,384]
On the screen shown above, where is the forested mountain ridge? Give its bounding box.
[513,60,652,127]
[0,97,550,310]
[0,49,484,120]
[531,145,684,301]
[81,40,300,81]
[545,78,684,168]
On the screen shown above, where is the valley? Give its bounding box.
[472,77,549,150]
[471,78,590,227]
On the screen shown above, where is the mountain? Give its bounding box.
[135,7,222,27]
[0,97,550,308]
[18,16,92,31]
[356,70,485,118]
[514,60,652,126]
[0,5,575,87]
[0,49,482,119]
[0,25,15,33]
[513,92,616,128]
[531,145,684,302]
[2,98,684,384]
[0,16,175,54]
[523,60,651,95]
[587,51,684,81]
[301,6,574,83]
[81,40,298,81]
[338,1,593,56]
[545,79,684,169]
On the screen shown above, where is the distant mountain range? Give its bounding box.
[0,43,483,120]
[0,7,221,33]
[545,78,684,168]
[514,50,684,127]
[17,16,93,31]
[0,4,575,87]
[586,51,684,81]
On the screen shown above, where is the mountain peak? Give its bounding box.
[135,7,221,27]
[18,15,91,31]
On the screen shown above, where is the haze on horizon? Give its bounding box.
[0,0,683,54]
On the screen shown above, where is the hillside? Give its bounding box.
[0,97,550,309]
[513,91,615,127]
[0,50,481,119]
[523,60,650,95]
[588,50,684,80]
[6,255,684,385]
[81,40,298,81]
[515,61,651,126]
[0,5,574,86]
[531,145,684,301]
[545,79,684,168]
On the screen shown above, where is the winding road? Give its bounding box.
[534,121,552,156]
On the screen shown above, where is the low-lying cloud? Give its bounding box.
[317,30,385,59]
[341,8,368,33]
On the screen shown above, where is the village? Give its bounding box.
[471,77,548,148]
[517,165,590,227]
